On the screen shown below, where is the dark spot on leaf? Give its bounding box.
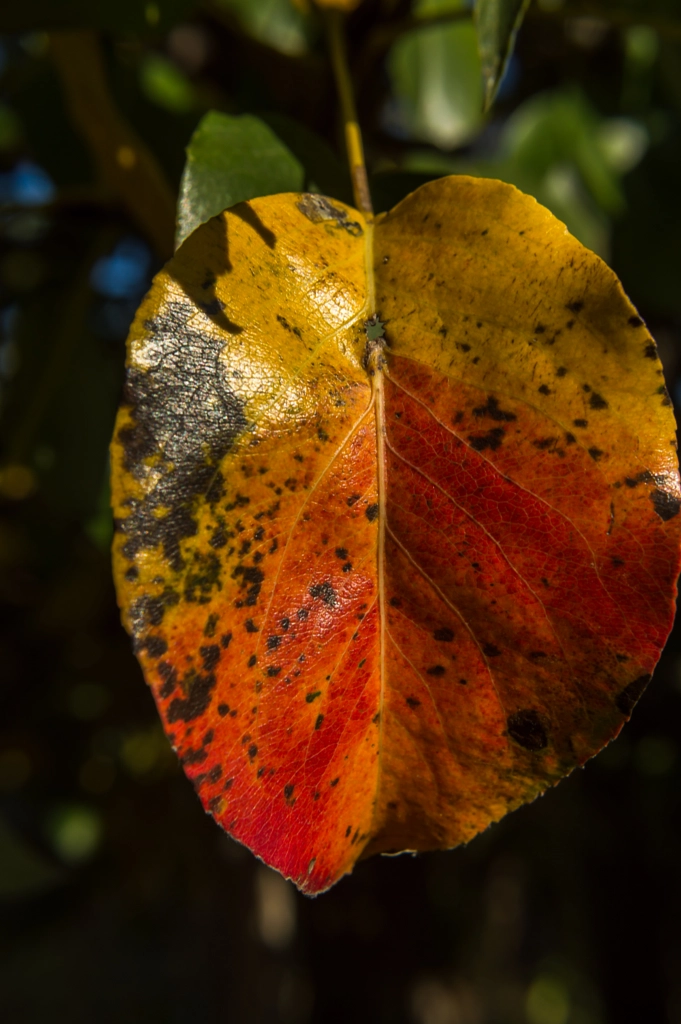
[137,635,168,658]
[266,666,281,677]
[166,670,217,723]
[284,783,295,799]
[468,428,505,452]
[426,665,446,676]
[267,635,281,650]
[644,343,657,359]
[296,194,363,236]
[306,691,321,703]
[365,503,380,522]
[309,581,338,606]
[217,703,230,716]
[507,710,548,751]
[200,644,221,672]
[346,493,360,506]
[538,384,551,395]
[433,627,454,642]
[335,547,348,560]
[556,366,567,377]
[209,765,222,783]
[158,662,177,699]
[330,778,339,787]
[588,447,604,461]
[220,632,232,648]
[232,565,264,606]
[315,714,324,730]
[628,316,643,327]
[245,619,259,633]
[248,744,258,759]
[534,324,546,334]
[472,396,516,422]
[248,654,257,668]
[650,489,681,521]
[483,643,501,657]
[589,392,608,410]
[406,697,420,708]
[566,300,583,313]
[616,675,651,715]
[573,419,588,428]
[117,303,247,571]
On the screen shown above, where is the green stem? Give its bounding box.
[325,9,373,218]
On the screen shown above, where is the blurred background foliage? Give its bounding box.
[1,1,681,1022]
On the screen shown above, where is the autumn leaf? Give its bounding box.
[111,177,681,894]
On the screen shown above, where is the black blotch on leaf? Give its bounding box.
[507,710,548,751]
[556,366,567,377]
[433,627,455,642]
[157,661,177,699]
[650,489,681,521]
[248,654,257,668]
[616,674,651,715]
[200,644,221,672]
[309,581,338,607]
[406,697,421,708]
[566,300,584,313]
[137,635,167,658]
[589,392,608,410]
[221,632,232,648]
[483,643,501,657]
[426,665,446,676]
[245,619,259,633]
[232,565,264,606]
[538,384,551,395]
[472,396,516,422]
[166,669,217,723]
[644,343,657,359]
[267,635,281,650]
[284,783,295,800]
[315,714,324,730]
[217,703,230,716]
[365,503,380,522]
[573,419,588,428]
[588,447,604,461]
[628,316,643,328]
[116,302,247,571]
[468,428,505,452]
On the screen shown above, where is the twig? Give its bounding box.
[50,31,176,259]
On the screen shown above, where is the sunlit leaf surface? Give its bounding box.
[111,178,681,893]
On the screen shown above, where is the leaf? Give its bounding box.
[111,178,681,894]
[474,0,530,111]
[215,0,315,57]
[176,113,304,247]
[387,14,484,149]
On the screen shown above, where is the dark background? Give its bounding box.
[1,1,681,1022]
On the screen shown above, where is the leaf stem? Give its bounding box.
[324,10,373,219]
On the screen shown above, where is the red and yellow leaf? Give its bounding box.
[111,177,681,893]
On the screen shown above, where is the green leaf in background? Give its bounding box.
[213,0,315,56]
[474,0,530,111]
[176,112,304,247]
[398,87,649,259]
[0,0,197,33]
[388,3,483,150]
